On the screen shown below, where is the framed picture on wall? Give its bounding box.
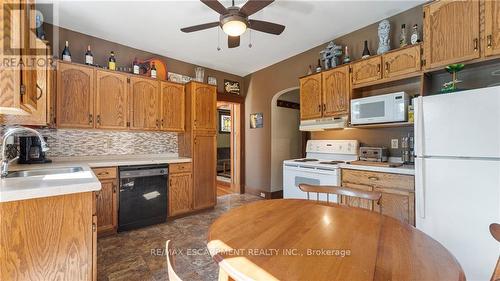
[250,113,263,129]
[219,110,231,134]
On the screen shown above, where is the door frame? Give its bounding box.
[217,93,244,194]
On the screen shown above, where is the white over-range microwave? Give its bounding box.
[350,92,409,125]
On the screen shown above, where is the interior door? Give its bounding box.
[57,62,94,128]
[322,66,350,117]
[161,81,185,132]
[415,157,500,281]
[129,77,160,130]
[192,83,216,132]
[95,70,128,129]
[299,73,322,120]
[485,0,500,57]
[193,133,216,209]
[423,0,480,69]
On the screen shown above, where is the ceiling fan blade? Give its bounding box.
[181,22,220,33]
[200,0,227,15]
[228,36,240,48]
[249,19,285,35]
[240,0,274,16]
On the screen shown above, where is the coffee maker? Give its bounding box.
[18,136,52,164]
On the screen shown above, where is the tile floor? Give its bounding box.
[97,193,262,281]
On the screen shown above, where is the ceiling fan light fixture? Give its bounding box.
[222,19,247,36]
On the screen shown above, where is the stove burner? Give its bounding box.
[294,158,318,162]
[318,161,345,165]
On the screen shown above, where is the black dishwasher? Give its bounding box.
[118,165,168,232]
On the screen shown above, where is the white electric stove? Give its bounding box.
[283,140,359,202]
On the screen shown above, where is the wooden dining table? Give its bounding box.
[207,199,465,281]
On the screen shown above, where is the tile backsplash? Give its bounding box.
[0,126,178,158]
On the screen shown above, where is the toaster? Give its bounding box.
[359,147,388,162]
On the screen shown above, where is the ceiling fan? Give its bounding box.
[181,0,285,48]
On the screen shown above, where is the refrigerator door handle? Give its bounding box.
[415,157,425,219]
[415,96,424,157]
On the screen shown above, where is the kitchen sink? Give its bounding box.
[6,167,84,178]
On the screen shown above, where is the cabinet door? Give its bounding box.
[95,70,128,129]
[0,0,24,115]
[351,56,382,85]
[423,0,480,69]
[322,66,350,117]
[192,83,216,132]
[95,179,117,235]
[299,73,322,120]
[193,133,216,210]
[383,45,421,79]
[161,81,185,132]
[485,0,500,57]
[57,62,95,128]
[20,0,38,112]
[169,173,192,216]
[129,77,160,130]
[340,182,374,211]
[374,187,415,226]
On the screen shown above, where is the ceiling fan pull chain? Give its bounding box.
[249,29,253,48]
[217,28,222,51]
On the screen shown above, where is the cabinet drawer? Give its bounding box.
[92,167,117,180]
[342,169,414,191]
[170,162,192,174]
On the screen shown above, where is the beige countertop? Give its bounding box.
[1,154,191,203]
[339,162,415,175]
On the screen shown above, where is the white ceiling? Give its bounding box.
[41,0,424,76]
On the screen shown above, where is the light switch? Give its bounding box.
[391,139,398,149]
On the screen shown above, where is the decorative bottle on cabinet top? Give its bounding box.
[361,40,371,59]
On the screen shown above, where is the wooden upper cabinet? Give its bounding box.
[20,0,38,112]
[383,45,421,79]
[423,0,480,69]
[0,0,24,115]
[57,62,95,128]
[299,73,322,120]
[95,70,128,130]
[351,56,382,85]
[191,82,216,132]
[161,81,185,132]
[322,66,350,117]
[485,0,500,57]
[192,133,216,210]
[129,77,160,130]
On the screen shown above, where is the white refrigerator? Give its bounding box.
[415,86,500,281]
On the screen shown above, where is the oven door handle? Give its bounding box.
[284,166,338,175]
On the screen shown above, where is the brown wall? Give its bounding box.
[45,24,244,94]
[243,5,423,193]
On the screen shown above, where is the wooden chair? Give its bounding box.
[166,240,182,281]
[298,184,382,210]
[490,223,500,281]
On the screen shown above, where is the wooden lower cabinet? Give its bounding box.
[341,169,415,226]
[169,164,193,217]
[92,167,118,236]
[193,134,217,210]
[0,192,96,281]
[341,182,375,210]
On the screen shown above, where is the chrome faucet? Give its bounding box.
[1,126,49,178]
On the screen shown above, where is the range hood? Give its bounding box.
[299,116,348,131]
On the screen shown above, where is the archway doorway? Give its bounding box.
[270,87,305,195]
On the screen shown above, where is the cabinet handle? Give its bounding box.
[36,84,43,100]
[96,115,101,125]
[385,62,390,75]
[368,176,379,181]
[89,114,93,125]
[487,35,493,48]
[97,171,109,176]
[377,64,381,74]
[318,104,321,112]
[112,184,117,193]
[473,38,478,51]
[323,104,326,111]
[92,222,96,232]
[161,119,164,127]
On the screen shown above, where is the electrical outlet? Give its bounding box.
[391,139,399,149]
[260,192,266,198]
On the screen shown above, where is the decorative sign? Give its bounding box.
[224,79,241,95]
[219,110,231,134]
[250,113,263,129]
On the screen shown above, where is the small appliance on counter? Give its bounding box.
[359,146,388,162]
[18,136,52,164]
